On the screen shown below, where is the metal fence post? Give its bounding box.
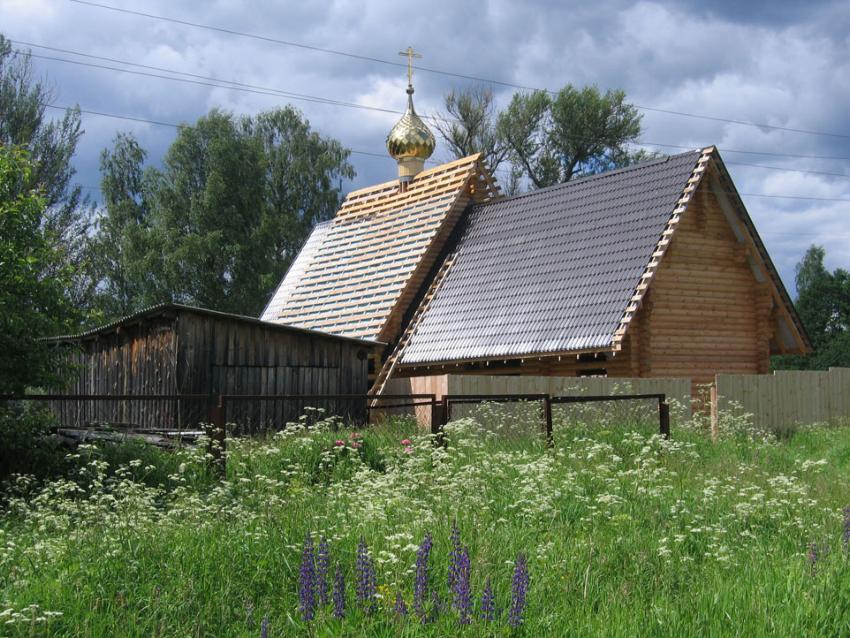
[430,394,441,437]
[543,395,554,448]
[432,395,448,448]
[207,395,226,475]
[659,400,671,439]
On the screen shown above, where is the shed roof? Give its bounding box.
[46,303,382,347]
[400,150,706,365]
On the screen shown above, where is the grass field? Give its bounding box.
[1,405,850,636]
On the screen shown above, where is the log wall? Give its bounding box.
[636,181,768,389]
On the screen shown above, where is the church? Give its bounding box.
[261,59,811,397]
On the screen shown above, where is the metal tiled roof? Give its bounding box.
[401,151,703,365]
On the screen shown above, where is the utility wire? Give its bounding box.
[19,49,404,117]
[17,43,850,172]
[46,102,850,203]
[67,0,850,140]
[77,176,850,238]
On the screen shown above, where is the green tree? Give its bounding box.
[434,86,509,172]
[774,245,850,370]
[437,84,646,191]
[0,146,73,393]
[498,85,643,188]
[95,106,354,317]
[91,133,155,318]
[0,35,93,310]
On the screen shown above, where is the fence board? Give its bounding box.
[716,368,850,432]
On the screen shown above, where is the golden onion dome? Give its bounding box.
[387,85,435,168]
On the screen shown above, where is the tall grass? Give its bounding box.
[1,407,849,636]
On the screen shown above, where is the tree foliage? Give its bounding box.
[434,87,509,173]
[0,146,73,393]
[774,245,850,370]
[437,83,646,190]
[0,36,93,309]
[91,133,153,319]
[95,107,354,317]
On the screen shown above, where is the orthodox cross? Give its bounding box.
[398,46,421,86]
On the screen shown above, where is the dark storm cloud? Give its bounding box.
[2,0,849,290]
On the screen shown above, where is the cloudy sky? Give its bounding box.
[3,0,850,293]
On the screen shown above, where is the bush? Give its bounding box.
[0,402,68,480]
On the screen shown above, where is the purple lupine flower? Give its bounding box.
[807,542,818,576]
[260,616,270,638]
[333,563,346,618]
[454,546,472,624]
[480,577,495,622]
[843,507,850,550]
[393,591,408,617]
[413,532,433,622]
[355,537,377,614]
[508,553,530,628]
[299,533,316,621]
[317,536,330,606]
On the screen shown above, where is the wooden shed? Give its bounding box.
[47,304,379,429]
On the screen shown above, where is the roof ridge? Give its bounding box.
[477,148,704,206]
[343,153,483,200]
[46,302,380,345]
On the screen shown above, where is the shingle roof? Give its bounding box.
[400,151,703,365]
[261,220,332,323]
[262,154,499,340]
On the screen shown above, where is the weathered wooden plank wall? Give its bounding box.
[176,312,369,429]
[52,317,179,429]
[52,309,371,430]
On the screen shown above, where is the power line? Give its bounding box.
[18,49,404,118]
[15,40,397,115]
[633,141,850,163]
[67,0,850,141]
[18,42,850,171]
[719,161,849,179]
[47,101,850,203]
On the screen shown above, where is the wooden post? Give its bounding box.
[543,395,554,448]
[206,396,226,476]
[659,400,671,439]
[710,384,719,442]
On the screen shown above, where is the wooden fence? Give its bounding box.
[715,367,850,432]
[387,369,850,433]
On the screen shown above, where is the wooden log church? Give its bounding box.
[262,59,811,396]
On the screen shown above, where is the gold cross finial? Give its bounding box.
[398,46,421,86]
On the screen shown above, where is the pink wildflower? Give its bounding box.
[351,441,363,449]
[400,439,411,446]
[350,432,362,440]
[404,446,414,455]
[334,440,345,447]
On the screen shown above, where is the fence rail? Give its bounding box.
[2,391,672,473]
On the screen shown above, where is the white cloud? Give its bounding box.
[2,0,848,291]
